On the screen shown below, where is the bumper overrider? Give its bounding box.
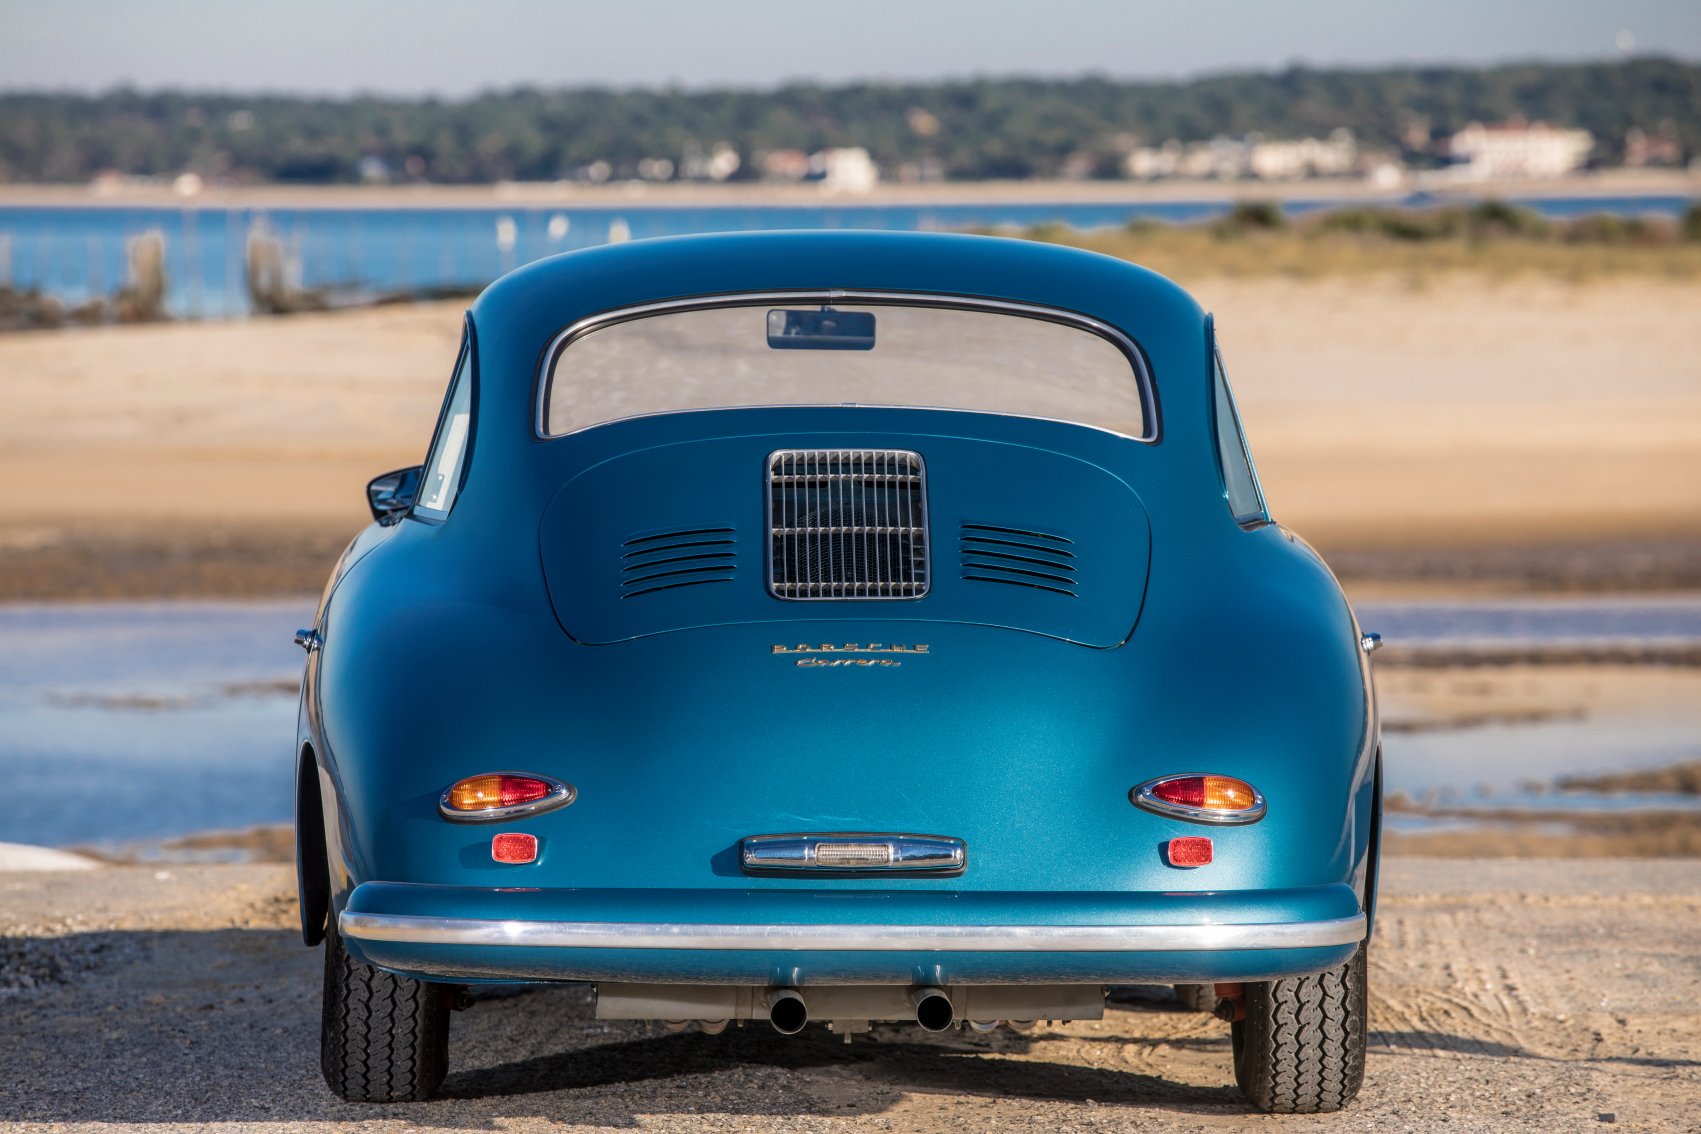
[338,883,1366,985]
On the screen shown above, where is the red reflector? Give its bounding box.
[1168,836,1213,867]
[491,833,538,864]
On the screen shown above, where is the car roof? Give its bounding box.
[464,231,1213,467]
[475,229,1201,374]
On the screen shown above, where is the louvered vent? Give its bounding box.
[960,524,1077,597]
[621,526,737,598]
[768,449,929,599]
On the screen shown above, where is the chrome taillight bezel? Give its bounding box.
[1130,774,1267,825]
[439,772,576,822]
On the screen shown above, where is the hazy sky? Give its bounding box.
[2,0,1697,95]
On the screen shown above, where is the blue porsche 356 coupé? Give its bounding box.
[294,230,1382,1113]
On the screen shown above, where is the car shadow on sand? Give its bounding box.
[444,1023,1244,1114]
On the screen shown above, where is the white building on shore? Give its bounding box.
[1123,130,1359,181]
[1247,129,1357,179]
[1445,120,1594,181]
[807,148,879,195]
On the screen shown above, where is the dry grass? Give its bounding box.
[1011,201,1701,284]
[1026,224,1701,285]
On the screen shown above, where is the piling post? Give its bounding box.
[119,228,168,322]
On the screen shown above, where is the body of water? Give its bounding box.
[1358,595,1701,649]
[0,191,1691,319]
[0,602,312,852]
[1,595,1698,851]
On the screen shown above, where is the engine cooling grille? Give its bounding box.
[768,449,929,600]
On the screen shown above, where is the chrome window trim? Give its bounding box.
[534,290,1159,444]
[1206,320,1271,529]
[1130,774,1268,825]
[411,315,478,524]
[340,911,1365,952]
[439,773,577,822]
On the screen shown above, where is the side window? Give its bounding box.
[1212,343,1269,526]
[414,336,474,520]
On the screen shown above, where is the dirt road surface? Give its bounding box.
[2,859,1697,1133]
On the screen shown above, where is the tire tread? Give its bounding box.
[1234,945,1367,1113]
[320,924,449,1102]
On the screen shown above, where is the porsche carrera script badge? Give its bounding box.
[772,643,929,668]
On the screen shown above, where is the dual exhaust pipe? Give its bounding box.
[765,986,954,1034]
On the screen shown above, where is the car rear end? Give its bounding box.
[302,233,1378,1111]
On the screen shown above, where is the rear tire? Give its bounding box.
[1231,944,1367,1113]
[320,921,449,1102]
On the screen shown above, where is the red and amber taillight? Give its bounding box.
[1131,774,1265,824]
[439,773,575,821]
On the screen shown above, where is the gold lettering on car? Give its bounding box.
[772,643,929,668]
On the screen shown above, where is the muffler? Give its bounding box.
[767,988,808,1034]
[911,986,955,1032]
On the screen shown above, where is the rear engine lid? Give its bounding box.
[540,432,1150,648]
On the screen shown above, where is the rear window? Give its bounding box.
[541,299,1149,438]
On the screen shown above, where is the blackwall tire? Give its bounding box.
[320,921,450,1102]
[1231,944,1367,1114]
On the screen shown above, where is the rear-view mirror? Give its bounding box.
[767,308,876,350]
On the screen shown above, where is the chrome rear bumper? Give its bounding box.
[336,882,1367,983]
[339,911,1366,952]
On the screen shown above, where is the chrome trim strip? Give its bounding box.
[340,911,1365,952]
[1129,774,1268,825]
[534,290,1159,444]
[741,833,966,873]
[438,773,577,823]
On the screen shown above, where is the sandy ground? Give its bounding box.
[0,859,1696,1132]
[2,275,1699,597]
[1196,276,1701,556]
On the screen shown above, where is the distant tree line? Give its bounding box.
[1,59,1696,184]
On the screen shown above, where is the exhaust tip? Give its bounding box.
[912,987,954,1032]
[767,989,808,1035]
